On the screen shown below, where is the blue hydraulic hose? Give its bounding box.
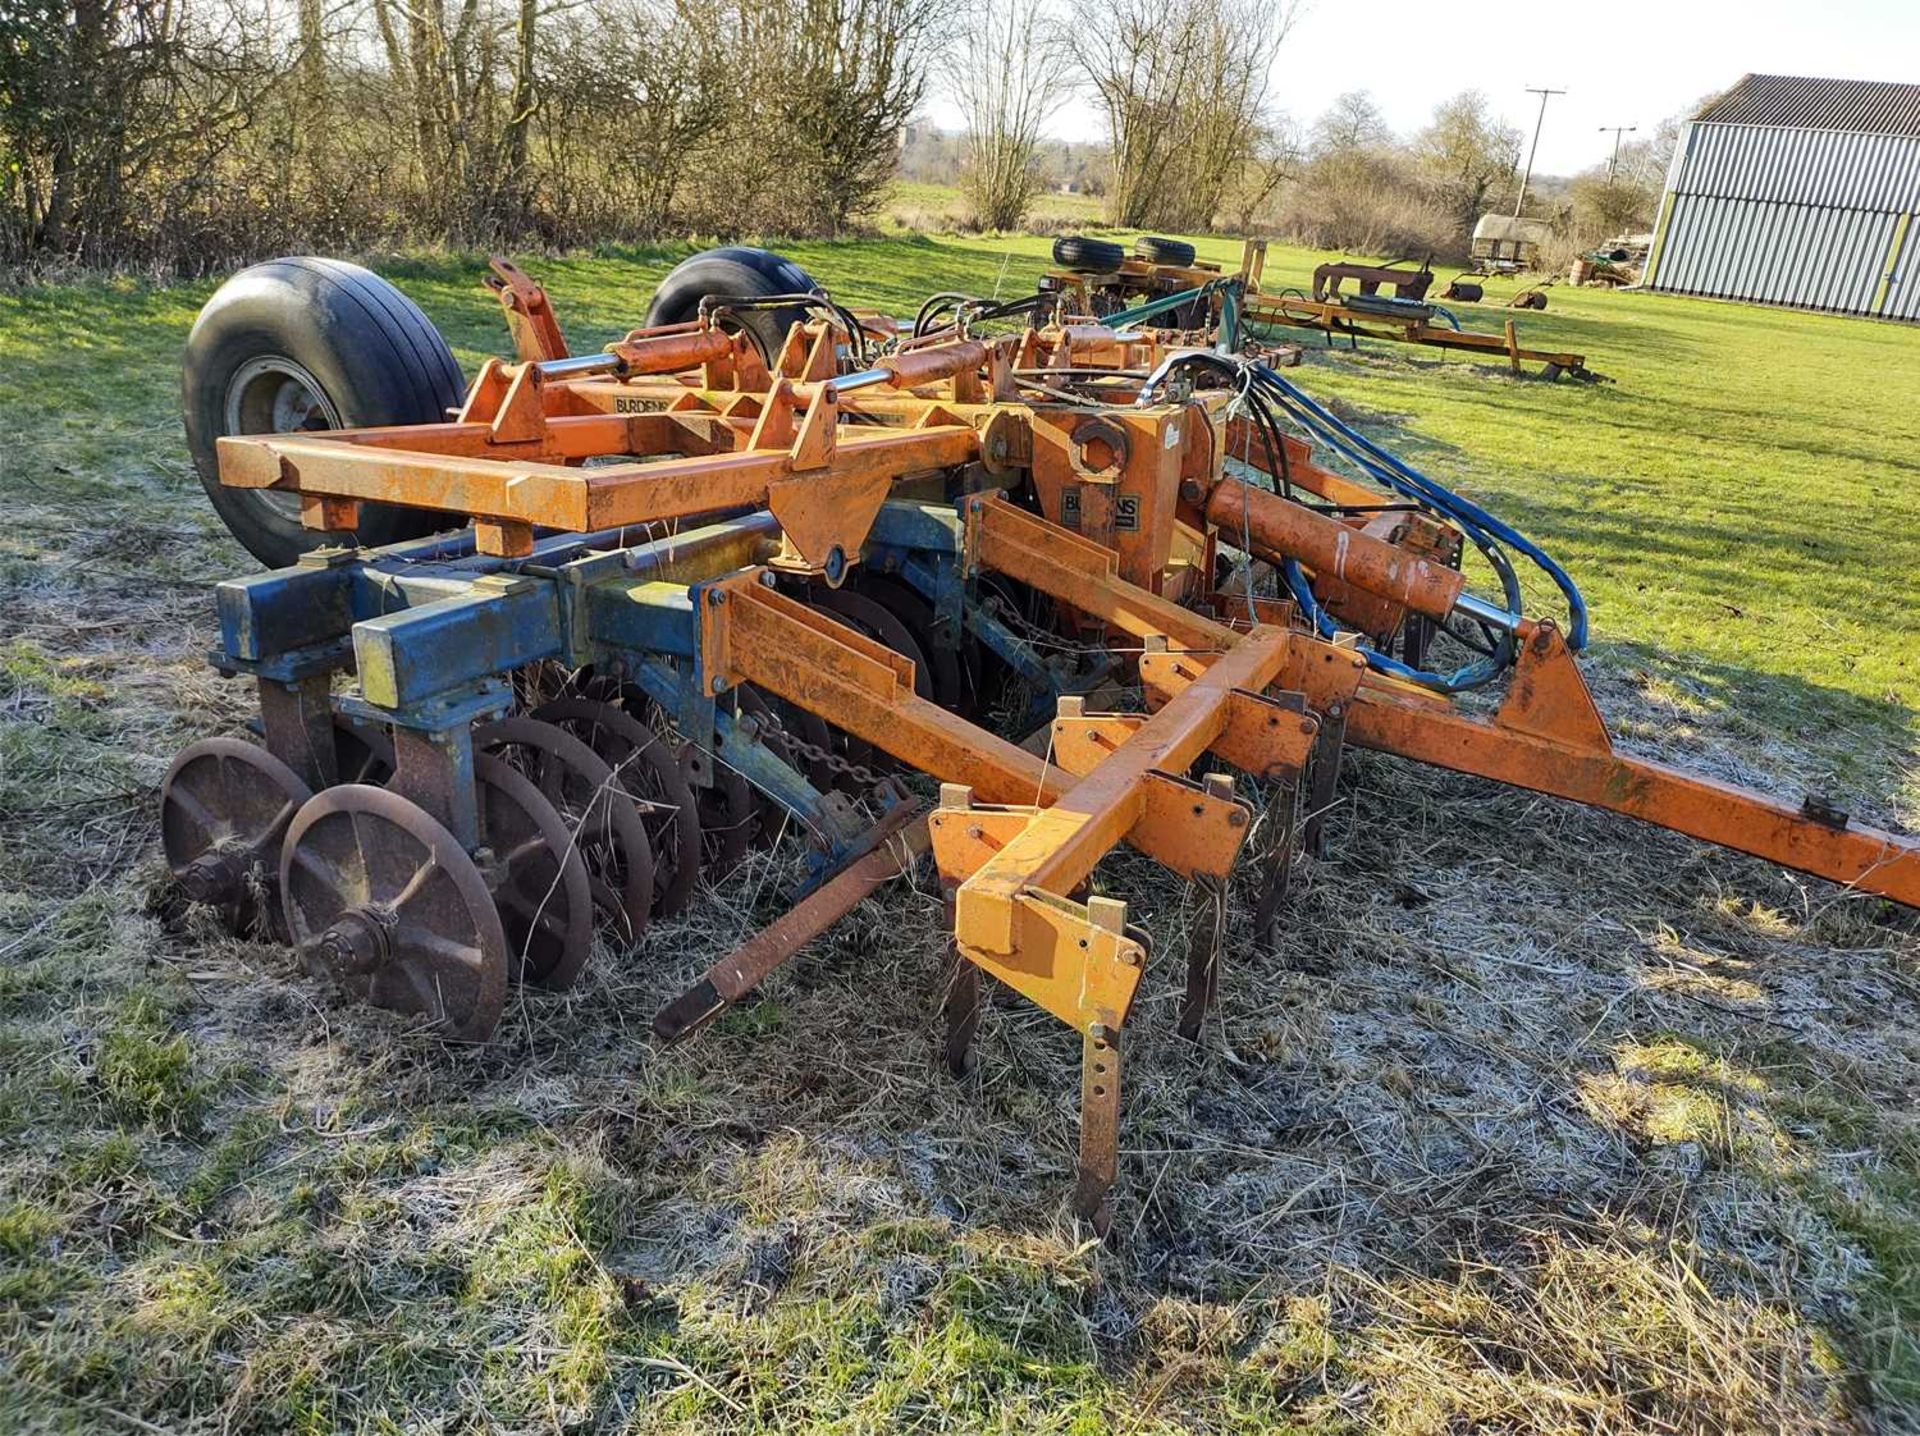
[1250,363,1589,651]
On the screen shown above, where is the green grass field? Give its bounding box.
[2,233,1918,1432]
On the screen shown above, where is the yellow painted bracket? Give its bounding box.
[929,790,1147,1034]
[935,627,1297,1034]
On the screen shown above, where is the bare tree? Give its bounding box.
[1218,117,1300,233]
[1312,90,1390,154]
[0,0,941,267]
[715,0,937,235]
[1075,0,1292,231]
[948,0,1070,231]
[1415,91,1521,239]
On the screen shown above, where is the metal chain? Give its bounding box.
[745,704,892,795]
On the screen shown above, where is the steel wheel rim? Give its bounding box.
[532,697,702,917]
[474,754,594,990]
[280,783,509,1042]
[160,736,313,938]
[476,716,655,944]
[223,355,342,520]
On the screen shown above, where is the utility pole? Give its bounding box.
[1599,125,1638,181]
[1513,86,1566,217]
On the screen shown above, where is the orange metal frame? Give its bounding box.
[211,271,1914,1224]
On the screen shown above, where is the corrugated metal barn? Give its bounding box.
[1642,73,1920,320]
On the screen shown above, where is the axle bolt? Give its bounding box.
[179,850,242,904]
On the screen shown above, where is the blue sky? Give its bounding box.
[928,0,1918,176]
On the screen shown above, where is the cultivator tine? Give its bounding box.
[164,247,1920,1221]
[941,903,983,1078]
[1301,700,1348,859]
[1250,776,1301,956]
[1178,873,1228,1041]
[1075,1024,1122,1232]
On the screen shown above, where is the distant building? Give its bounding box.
[1471,215,1554,269]
[1642,73,1920,320]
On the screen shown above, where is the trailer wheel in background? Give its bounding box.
[1052,235,1128,273]
[1133,235,1197,267]
[643,246,823,363]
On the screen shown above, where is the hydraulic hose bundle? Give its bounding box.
[1140,348,1588,692]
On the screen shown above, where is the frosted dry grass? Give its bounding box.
[2,526,1916,1430]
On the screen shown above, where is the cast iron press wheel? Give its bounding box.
[1052,235,1127,274]
[332,715,396,786]
[281,784,509,1042]
[1134,235,1197,268]
[474,755,594,990]
[183,257,467,569]
[475,716,656,942]
[853,574,966,714]
[533,698,703,917]
[643,246,823,365]
[161,737,313,938]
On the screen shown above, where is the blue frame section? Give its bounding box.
[207,498,1102,857]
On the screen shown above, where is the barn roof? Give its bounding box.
[1695,74,1920,137]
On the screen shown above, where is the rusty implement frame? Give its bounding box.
[1243,291,1587,378]
[1043,239,1590,378]
[177,258,1917,1227]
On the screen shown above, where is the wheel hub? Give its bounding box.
[309,907,392,979]
[178,848,245,905]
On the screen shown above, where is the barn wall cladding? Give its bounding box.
[1643,74,1920,320]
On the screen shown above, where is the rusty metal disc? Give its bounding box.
[476,716,655,943]
[280,783,508,1041]
[854,574,965,713]
[333,715,395,786]
[474,754,594,989]
[809,586,935,702]
[799,587,932,789]
[161,737,313,939]
[533,697,702,917]
[684,744,756,878]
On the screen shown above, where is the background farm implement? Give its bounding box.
[161,248,1914,1228]
[1041,235,1594,379]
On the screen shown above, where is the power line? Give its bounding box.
[1513,86,1566,217]
[1598,125,1638,181]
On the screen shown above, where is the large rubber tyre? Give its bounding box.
[1052,235,1126,273]
[1134,235,1196,268]
[183,258,466,570]
[643,246,821,364]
